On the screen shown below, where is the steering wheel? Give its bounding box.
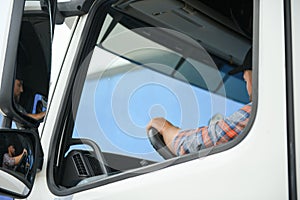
[147,127,176,159]
[23,151,33,179]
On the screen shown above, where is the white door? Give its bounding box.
[42,0,292,199]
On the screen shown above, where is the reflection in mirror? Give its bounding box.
[11,0,51,125]
[0,130,38,198]
[13,53,47,120]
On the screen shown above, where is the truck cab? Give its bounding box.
[0,0,299,199]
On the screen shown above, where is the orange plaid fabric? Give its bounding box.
[172,103,252,155]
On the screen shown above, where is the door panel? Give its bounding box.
[50,0,288,199]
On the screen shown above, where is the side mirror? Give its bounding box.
[0,0,52,128]
[0,129,43,198]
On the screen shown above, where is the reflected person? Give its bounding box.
[14,79,45,120]
[2,144,27,170]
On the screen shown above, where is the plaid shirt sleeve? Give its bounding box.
[172,103,252,156]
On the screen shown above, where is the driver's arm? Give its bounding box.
[147,103,252,156]
[174,104,251,155]
[27,111,45,120]
[14,149,27,165]
[146,118,180,155]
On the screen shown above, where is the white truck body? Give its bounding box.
[0,0,299,199]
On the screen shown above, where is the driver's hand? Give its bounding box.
[23,149,28,155]
[146,118,180,154]
[146,117,179,135]
[146,117,169,134]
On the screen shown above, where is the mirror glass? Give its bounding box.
[31,94,47,114]
[0,130,39,198]
[13,0,51,124]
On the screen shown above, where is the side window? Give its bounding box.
[55,0,254,190]
[74,17,248,161]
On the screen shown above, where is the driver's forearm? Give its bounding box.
[14,153,24,165]
[161,126,180,155]
[27,111,45,120]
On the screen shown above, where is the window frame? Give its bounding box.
[284,0,297,199]
[47,0,259,196]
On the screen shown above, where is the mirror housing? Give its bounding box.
[0,0,52,128]
[0,129,43,198]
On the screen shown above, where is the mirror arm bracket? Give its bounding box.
[55,0,95,24]
[1,116,12,128]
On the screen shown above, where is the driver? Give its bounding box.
[14,79,46,120]
[2,144,27,170]
[146,49,253,156]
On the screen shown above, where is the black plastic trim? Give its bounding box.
[0,0,25,126]
[284,0,298,199]
[0,0,53,128]
[0,129,43,199]
[47,0,118,195]
[56,0,95,24]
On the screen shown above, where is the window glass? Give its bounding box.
[73,47,244,161]
[56,0,253,188]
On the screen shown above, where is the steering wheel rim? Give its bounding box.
[147,127,176,159]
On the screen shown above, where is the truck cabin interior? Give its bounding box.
[55,0,254,188]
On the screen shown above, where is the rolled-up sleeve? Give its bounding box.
[172,103,252,156]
